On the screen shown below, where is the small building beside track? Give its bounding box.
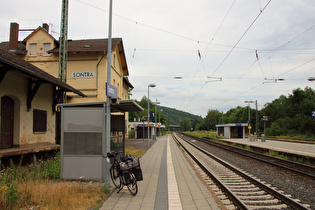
[216,123,248,139]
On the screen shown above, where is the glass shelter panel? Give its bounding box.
[63,108,103,132]
[63,108,103,156]
[64,133,102,155]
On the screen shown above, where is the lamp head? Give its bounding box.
[149,84,156,88]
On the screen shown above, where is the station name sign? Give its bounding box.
[72,72,95,78]
[106,83,118,98]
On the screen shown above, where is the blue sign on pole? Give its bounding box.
[150,113,155,118]
[106,83,118,98]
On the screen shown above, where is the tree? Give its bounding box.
[204,109,222,130]
[180,118,193,131]
[266,122,282,136]
[260,87,315,136]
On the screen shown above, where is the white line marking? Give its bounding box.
[167,135,183,210]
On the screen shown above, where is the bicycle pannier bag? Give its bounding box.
[133,165,143,181]
[120,162,128,171]
[133,157,140,167]
[126,160,133,169]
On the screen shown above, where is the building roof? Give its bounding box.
[123,77,134,89]
[57,100,144,113]
[48,38,121,53]
[216,123,249,127]
[48,38,129,76]
[0,47,86,97]
[22,26,58,45]
[0,42,26,54]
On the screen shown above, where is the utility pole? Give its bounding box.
[255,100,258,134]
[105,0,113,189]
[58,0,68,103]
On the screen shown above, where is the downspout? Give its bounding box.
[96,52,106,88]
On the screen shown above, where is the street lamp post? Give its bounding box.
[261,116,268,142]
[148,84,156,147]
[154,99,160,140]
[244,100,255,138]
[159,109,163,123]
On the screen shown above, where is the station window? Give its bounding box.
[33,109,47,133]
[28,43,37,56]
[42,43,51,56]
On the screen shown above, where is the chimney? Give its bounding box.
[42,23,49,33]
[9,22,19,51]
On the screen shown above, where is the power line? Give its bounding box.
[209,0,272,78]
[73,0,261,52]
[182,0,272,110]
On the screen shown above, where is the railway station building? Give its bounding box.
[0,22,140,165]
[0,47,84,163]
[216,123,248,139]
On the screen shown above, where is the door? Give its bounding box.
[1,96,14,149]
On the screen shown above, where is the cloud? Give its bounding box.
[1,0,315,117]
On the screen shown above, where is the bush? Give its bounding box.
[266,122,282,136]
[39,151,60,179]
[128,130,135,138]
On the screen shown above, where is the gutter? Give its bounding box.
[96,52,106,87]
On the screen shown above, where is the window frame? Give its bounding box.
[42,43,51,56]
[33,109,47,133]
[28,43,37,56]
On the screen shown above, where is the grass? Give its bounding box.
[125,146,146,158]
[0,145,145,209]
[183,131,217,139]
[0,152,109,210]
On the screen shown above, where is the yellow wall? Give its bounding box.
[22,30,129,103]
[0,71,56,145]
[22,29,59,78]
[18,29,131,138]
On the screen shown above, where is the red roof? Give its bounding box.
[48,38,122,53]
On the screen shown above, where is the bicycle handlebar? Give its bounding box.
[102,150,122,158]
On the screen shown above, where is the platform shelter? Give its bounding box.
[216,123,248,139]
[58,100,143,181]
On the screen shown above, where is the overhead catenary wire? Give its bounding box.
[209,23,315,111]
[72,0,314,115]
[182,0,272,110]
[209,0,272,79]
[73,0,263,52]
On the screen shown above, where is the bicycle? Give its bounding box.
[104,151,138,196]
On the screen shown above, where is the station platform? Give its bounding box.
[218,137,315,158]
[100,134,222,210]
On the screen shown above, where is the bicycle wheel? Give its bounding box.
[127,172,138,196]
[110,164,121,188]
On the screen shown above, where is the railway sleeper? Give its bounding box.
[222,181,251,186]
[225,184,256,188]
[220,178,247,182]
[243,198,281,206]
[246,204,288,209]
[218,176,243,180]
[237,194,274,200]
[233,190,266,196]
[230,187,261,192]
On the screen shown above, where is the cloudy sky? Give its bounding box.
[1,0,315,117]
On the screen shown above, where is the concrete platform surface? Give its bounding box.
[219,138,315,158]
[100,134,221,210]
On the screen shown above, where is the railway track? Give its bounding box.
[172,132,311,209]
[181,132,315,179]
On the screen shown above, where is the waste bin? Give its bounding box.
[261,134,266,142]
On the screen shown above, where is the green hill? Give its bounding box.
[159,106,201,125]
